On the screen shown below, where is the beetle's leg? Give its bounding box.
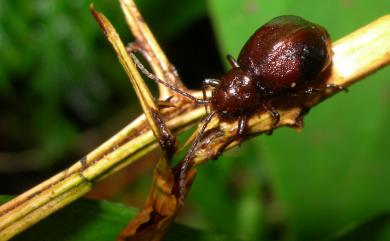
[326,83,349,93]
[157,96,176,109]
[203,78,221,87]
[233,114,248,146]
[301,83,348,96]
[126,42,142,53]
[175,111,217,203]
[202,79,221,114]
[226,54,240,68]
[262,102,280,135]
[237,114,247,136]
[263,102,280,126]
[303,86,320,95]
[129,52,208,105]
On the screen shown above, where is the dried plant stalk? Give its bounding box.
[0,9,388,241]
[91,5,177,161]
[119,0,185,99]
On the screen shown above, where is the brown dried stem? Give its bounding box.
[0,7,388,241]
[119,0,185,100]
[90,5,177,162]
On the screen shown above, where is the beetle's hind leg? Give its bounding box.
[237,114,248,136]
[231,114,248,146]
[226,54,240,68]
[262,102,280,135]
[300,83,348,96]
[326,83,349,92]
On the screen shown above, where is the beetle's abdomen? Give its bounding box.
[237,15,332,93]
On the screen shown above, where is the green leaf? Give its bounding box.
[139,0,207,40]
[330,213,390,241]
[0,196,243,241]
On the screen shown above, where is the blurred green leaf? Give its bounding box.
[189,142,265,241]
[138,0,207,40]
[0,0,208,170]
[330,213,390,241]
[0,196,243,241]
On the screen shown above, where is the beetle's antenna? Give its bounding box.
[129,52,208,105]
[176,111,217,203]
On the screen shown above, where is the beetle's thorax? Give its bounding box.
[210,68,262,119]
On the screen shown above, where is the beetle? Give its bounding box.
[130,15,344,200]
[132,15,339,135]
[205,15,336,135]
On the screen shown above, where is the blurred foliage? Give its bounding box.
[0,196,242,241]
[1,0,390,240]
[0,0,129,171]
[0,0,208,173]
